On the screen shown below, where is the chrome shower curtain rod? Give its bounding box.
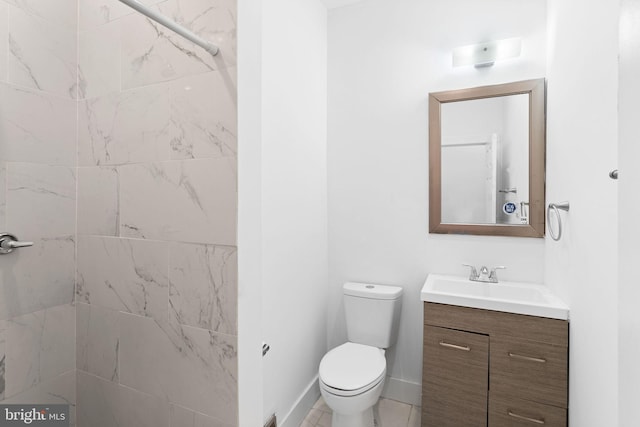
[118,0,220,56]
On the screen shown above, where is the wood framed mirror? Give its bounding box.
[429,79,545,237]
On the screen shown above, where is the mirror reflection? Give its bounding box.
[428,78,545,238]
[441,94,530,225]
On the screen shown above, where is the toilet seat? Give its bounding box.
[320,374,385,397]
[319,342,386,397]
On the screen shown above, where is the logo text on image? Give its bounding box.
[0,405,69,426]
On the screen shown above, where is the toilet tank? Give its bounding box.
[343,282,403,349]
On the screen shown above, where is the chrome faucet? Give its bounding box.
[463,264,506,283]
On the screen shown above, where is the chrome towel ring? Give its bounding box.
[547,202,570,241]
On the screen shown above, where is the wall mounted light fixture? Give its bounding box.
[452,37,522,68]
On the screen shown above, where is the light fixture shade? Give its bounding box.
[452,38,522,68]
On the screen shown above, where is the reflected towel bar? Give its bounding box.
[118,0,219,56]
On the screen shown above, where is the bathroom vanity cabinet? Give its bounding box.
[422,302,569,427]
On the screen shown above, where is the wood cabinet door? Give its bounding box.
[490,335,568,408]
[422,325,489,427]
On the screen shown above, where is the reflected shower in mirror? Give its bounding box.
[441,94,529,225]
[429,79,545,238]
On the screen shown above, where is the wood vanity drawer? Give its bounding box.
[489,395,567,427]
[422,325,489,426]
[424,302,568,346]
[490,336,568,408]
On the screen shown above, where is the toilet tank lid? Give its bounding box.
[343,282,403,300]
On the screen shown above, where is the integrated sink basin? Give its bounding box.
[421,274,569,320]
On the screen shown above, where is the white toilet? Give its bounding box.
[319,282,403,427]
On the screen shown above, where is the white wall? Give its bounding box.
[618,0,640,425]
[327,0,547,403]
[261,0,329,425]
[545,0,619,425]
[237,0,265,424]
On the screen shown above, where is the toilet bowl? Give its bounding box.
[319,342,386,427]
[318,282,403,427]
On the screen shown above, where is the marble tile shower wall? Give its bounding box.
[0,0,237,426]
[75,0,238,427]
[0,0,78,424]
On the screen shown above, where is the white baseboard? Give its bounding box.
[381,376,422,407]
[280,376,321,427]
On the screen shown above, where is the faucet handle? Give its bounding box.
[462,264,478,280]
[489,266,506,282]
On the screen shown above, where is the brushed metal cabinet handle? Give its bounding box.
[508,352,547,363]
[508,410,546,424]
[439,341,471,351]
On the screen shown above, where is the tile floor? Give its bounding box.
[300,397,421,427]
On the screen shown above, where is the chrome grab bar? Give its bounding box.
[547,202,570,241]
[439,341,471,352]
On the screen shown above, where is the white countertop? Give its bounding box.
[421,274,570,320]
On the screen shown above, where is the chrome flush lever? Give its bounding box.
[0,233,34,254]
